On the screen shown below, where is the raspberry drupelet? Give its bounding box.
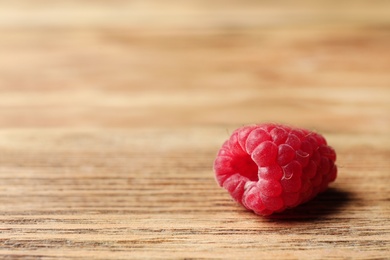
[213,123,337,215]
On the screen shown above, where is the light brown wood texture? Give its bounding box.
[0,1,389,259]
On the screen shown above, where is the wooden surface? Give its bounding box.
[0,1,389,259]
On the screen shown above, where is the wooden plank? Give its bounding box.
[0,129,389,259]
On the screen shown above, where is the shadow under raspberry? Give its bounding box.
[264,187,352,222]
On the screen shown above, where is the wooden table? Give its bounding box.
[0,1,389,259]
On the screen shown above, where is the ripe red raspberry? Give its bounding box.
[213,123,337,215]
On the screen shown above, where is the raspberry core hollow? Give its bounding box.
[213,123,337,215]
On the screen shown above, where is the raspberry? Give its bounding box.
[213,123,337,215]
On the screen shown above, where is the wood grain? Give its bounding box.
[0,1,389,259]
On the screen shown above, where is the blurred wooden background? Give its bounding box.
[0,0,389,259]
